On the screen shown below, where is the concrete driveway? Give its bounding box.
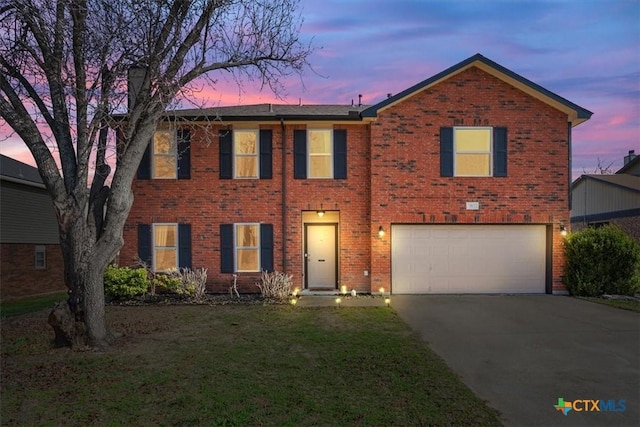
[391,295,639,427]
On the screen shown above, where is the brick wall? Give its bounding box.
[1,243,66,301]
[370,66,571,293]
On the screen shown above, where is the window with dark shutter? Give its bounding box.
[137,224,152,266]
[493,127,508,177]
[177,130,191,179]
[178,224,192,268]
[260,224,274,272]
[259,130,273,179]
[440,127,454,177]
[293,130,307,179]
[333,129,347,179]
[220,224,234,273]
[219,131,233,179]
[137,143,151,179]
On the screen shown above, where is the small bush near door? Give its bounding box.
[104,265,149,300]
[563,225,640,296]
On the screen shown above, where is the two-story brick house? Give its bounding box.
[119,54,592,294]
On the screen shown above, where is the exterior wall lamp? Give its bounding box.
[317,203,325,217]
[378,226,385,237]
[560,223,567,237]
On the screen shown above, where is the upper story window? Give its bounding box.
[454,127,492,176]
[294,129,347,179]
[440,127,507,178]
[234,130,259,178]
[220,130,272,179]
[153,130,177,179]
[308,129,333,178]
[137,129,191,180]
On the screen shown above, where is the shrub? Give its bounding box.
[152,272,183,294]
[563,225,640,296]
[152,268,208,300]
[104,265,149,300]
[256,270,293,299]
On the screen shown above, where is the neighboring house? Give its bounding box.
[119,54,592,294]
[571,151,640,241]
[0,155,65,300]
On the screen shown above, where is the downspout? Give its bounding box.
[567,122,572,213]
[281,118,287,272]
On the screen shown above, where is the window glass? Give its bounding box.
[234,130,258,178]
[455,128,491,176]
[35,246,46,269]
[236,224,259,272]
[153,130,177,178]
[308,129,332,178]
[154,224,177,271]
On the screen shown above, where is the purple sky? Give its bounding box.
[1,0,638,179]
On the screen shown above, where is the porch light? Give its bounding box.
[378,226,385,237]
[560,223,567,237]
[317,203,325,217]
[384,297,391,306]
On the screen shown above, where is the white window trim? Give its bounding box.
[307,128,333,179]
[453,126,493,177]
[152,129,178,179]
[152,223,179,272]
[234,222,261,272]
[35,245,46,269]
[233,129,260,179]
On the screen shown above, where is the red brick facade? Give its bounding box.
[1,244,66,301]
[119,55,591,294]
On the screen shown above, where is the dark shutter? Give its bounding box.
[137,141,151,179]
[293,130,307,179]
[493,127,508,177]
[220,224,234,273]
[219,130,232,179]
[259,130,272,179]
[260,224,274,272]
[178,224,192,268]
[440,127,454,177]
[177,129,191,179]
[333,129,347,179]
[137,224,152,266]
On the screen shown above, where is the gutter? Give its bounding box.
[0,175,46,189]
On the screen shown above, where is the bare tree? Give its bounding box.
[0,0,311,348]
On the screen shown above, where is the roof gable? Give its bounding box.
[0,154,44,187]
[572,174,640,194]
[361,53,593,127]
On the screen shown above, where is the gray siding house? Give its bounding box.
[571,150,640,241]
[1,155,65,300]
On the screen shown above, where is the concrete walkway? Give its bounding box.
[391,295,640,427]
[294,294,389,307]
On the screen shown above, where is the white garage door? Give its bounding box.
[391,225,546,294]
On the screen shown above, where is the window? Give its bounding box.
[153,130,177,178]
[440,127,507,177]
[235,223,260,272]
[35,245,46,269]
[137,129,191,180]
[137,224,192,272]
[308,129,333,178]
[293,129,347,179]
[220,223,273,273]
[234,130,259,178]
[219,130,272,179]
[454,127,492,176]
[154,224,177,271]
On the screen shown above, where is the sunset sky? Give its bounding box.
[1,0,638,179]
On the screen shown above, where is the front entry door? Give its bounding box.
[305,224,338,289]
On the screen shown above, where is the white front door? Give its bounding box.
[305,224,337,289]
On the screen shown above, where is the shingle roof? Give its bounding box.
[164,104,369,121]
[361,53,593,126]
[0,154,43,185]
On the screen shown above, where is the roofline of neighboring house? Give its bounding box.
[571,174,640,194]
[361,53,593,127]
[0,174,46,189]
[616,155,640,174]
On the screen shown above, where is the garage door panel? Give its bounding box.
[392,225,546,294]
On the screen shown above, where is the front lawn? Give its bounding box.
[1,304,502,426]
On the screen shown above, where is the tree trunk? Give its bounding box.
[49,220,113,349]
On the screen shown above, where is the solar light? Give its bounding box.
[384,297,391,306]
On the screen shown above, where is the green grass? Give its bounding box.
[580,297,640,312]
[0,292,67,318]
[1,305,502,426]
